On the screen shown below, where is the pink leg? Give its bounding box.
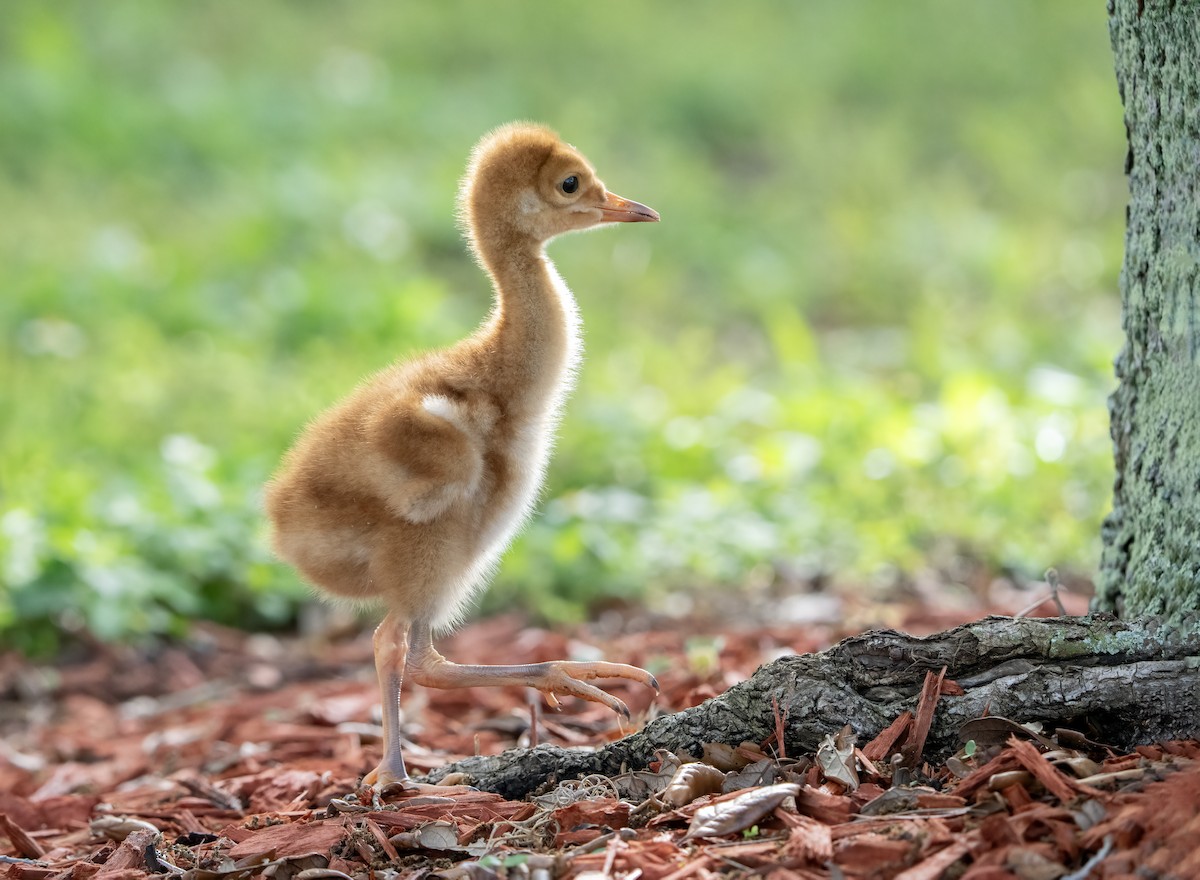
[406,622,658,717]
[361,611,410,788]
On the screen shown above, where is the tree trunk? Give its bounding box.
[1097,0,1200,621]
[424,616,1200,799]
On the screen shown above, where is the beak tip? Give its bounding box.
[601,193,660,224]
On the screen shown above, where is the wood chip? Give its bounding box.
[0,813,45,858]
[364,817,399,861]
[94,827,159,880]
[902,668,945,768]
[834,832,916,871]
[552,798,631,832]
[226,820,348,861]
[776,811,833,863]
[792,785,853,825]
[951,749,1021,800]
[892,835,974,880]
[1007,736,1100,802]
[939,678,965,697]
[861,711,913,762]
[4,615,1199,880]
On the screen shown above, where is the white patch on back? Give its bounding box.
[421,393,466,429]
[421,392,498,439]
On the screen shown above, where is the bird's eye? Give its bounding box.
[561,176,579,194]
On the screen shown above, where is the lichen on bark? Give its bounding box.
[1097,0,1200,621]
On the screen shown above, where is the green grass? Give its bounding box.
[0,2,1125,651]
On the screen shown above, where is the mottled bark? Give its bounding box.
[423,616,1200,799]
[1097,0,1200,620]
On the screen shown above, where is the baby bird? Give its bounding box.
[266,123,660,788]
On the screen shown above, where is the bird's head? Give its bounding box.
[459,122,658,251]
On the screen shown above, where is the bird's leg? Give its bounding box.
[361,611,411,789]
[406,621,658,719]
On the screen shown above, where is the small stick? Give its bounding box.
[772,695,787,760]
[1015,568,1068,618]
[1046,568,1068,616]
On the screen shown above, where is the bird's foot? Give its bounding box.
[533,660,659,719]
[407,650,659,719]
[375,780,474,801]
[362,764,473,798]
[361,763,407,790]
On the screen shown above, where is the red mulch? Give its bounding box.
[2,589,1196,879]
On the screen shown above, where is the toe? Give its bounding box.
[541,671,631,717]
[553,660,659,690]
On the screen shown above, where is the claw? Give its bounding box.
[377,780,408,799]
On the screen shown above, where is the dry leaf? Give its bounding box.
[612,767,674,801]
[662,762,727,808]
[684,783,800,839]
[651,748,684,776]
[89,815,161,841]
[1042,749,1101,779]
[389,820,462,851]
[722,758,779,793]
[701,741,750,771]
[989,770,1035,791]
[945,756,972,778]
[859,787,920,816]
[958,716,1056,750]
[1006,846,1069,880]
[552,797,630,831]
[816,725,859,790]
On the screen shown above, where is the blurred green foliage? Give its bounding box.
[0,2,1124,652]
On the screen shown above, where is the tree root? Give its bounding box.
[420,614,1200,799]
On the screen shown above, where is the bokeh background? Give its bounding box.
[0,3,1125,653]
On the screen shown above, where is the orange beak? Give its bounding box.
[598,191,660,223]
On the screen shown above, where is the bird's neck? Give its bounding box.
[472,238,582,413]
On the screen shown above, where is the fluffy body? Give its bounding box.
[263,123,659,788]
[267,260,580,629]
